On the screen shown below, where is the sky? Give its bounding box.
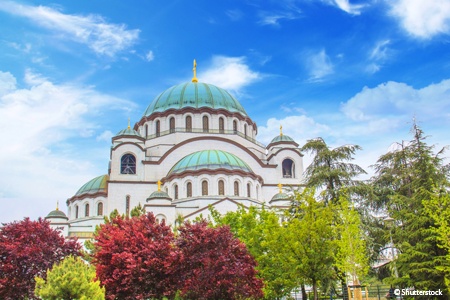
[1,0,450,223]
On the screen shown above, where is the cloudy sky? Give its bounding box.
[1,0,450,223]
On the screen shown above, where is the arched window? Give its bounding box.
[174,184,179,200]
[121,154,136,174]
[219,117,225,133]
[202,116,209,132]
[155,120,160,137]
[75,205,79,219]
[156,214,166,224]
[202,180,208,196]
[186,116,192,132]
[218,180,225,195]
[170,117,175,133]
[247,183,251,198]
[85,203,90,217]
[282,159,295,178]
[244,124,247,137]
[186,182,192,197]
[97,202,103,216]
[234,181,239,196]
[145,124,148,138]
[233,120,238,134]
[126,195,130,216]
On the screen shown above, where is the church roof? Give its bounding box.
[143,82,247,117]
[168,150,253,175]
[75,175,109,196]
[115,127,142,138]
[271,192,291,202]
[270,134,295,144]
[147,190,172,201]
[46,209,68,220]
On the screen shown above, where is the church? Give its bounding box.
[45,61,304,243]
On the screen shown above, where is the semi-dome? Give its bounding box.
[168,150,253,176]
[143,82,247,117]
[75,175,109,196]
[270,192,291,202]
[46,209,68,220]
[147,190,172,201]
[270,134,294,144]
[115,127,142,138]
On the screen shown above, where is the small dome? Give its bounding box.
[143,82,247,117]
[46,209,68,220]
[147,190,172,201]
[115,127,142,138]
[271,192,291,202]
[75,175,108,196]
[270,134,294,144]
[168,150,253,176]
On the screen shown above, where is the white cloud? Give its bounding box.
[145,50,155,62]
[0,70,136,222]
[226,9,243,21]
[305,49,334,81]
[341,79,450,122]
[388,0,450,38]
[0,1,139,56]
[365,40,391,74]
[96,130,114,142]
[333,0,365,15]
[199,56,261,92]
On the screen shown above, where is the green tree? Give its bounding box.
[285,189,335,300]
[130,202,146,217]
[371,122,450,292]
[301,137,366,204]
[211,206,297,299]
[35,255,104,300]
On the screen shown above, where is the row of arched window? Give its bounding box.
[74,202,103,219]
[144,116,250,138]
[172,180,255,199]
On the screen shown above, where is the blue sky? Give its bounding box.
[1,0,450,223]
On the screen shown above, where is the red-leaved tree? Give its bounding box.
[174,221,264,300]
[0,218,81,300]
[92,213,175,300]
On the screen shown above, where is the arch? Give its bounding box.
[185,115,192,132]
[155,214,167,224]
[218,179,225,195]
[85,203,90,217]
[219,117,225,133]
[282,158,295,178]
[201,180,208,196]
[244,124,247,137]
[234,181,240,196]
[75,205,79,219]
[126,195,130,216]
[155,120,161,137]
[186,182,192,197]
[233,120,238,134]
[169,117,175,133]
[202,115,209,132]
[121,153,136,174]
[247,182,251,198]
[97,202,103,216]
[174,184,179,200]
[145,124,148,137]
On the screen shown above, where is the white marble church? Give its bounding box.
[45,62,304,242]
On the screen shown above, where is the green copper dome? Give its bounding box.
[143,82,247,117]
[46,209,68,220]
[147,190,172,201]
[168,150,252,175]
[115,127,142,138]
[75,175,108,196]
[271,192,291,202]
[270,134,294,144]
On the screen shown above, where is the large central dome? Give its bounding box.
[143,82,247,117]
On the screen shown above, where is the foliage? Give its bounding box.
[211,206,297,299]
[0,218,81,300]
[130,202,146,217]
[174,220,264,300]
[301,137,366,204]
[370,122,450,291]
[92,213,175,300]
[35,255,104,300]
[285,189,335,300]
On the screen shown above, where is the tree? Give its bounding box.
[35,255,104,300]
[92,213,175,300]
[370,122,450,292]
[301,137,366,204]
[211,206,297,299]
[174,220,264,300]
[0,218,81,300]
[285,189,335,300]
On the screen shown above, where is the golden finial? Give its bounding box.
[127,118,131,129]
[277,183,283,194]
[192,59,198,83]
[157,180,162,192]
[280,125,283,136]
[56,201,59,211]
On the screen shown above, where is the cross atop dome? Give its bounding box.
[192,59,198,83]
